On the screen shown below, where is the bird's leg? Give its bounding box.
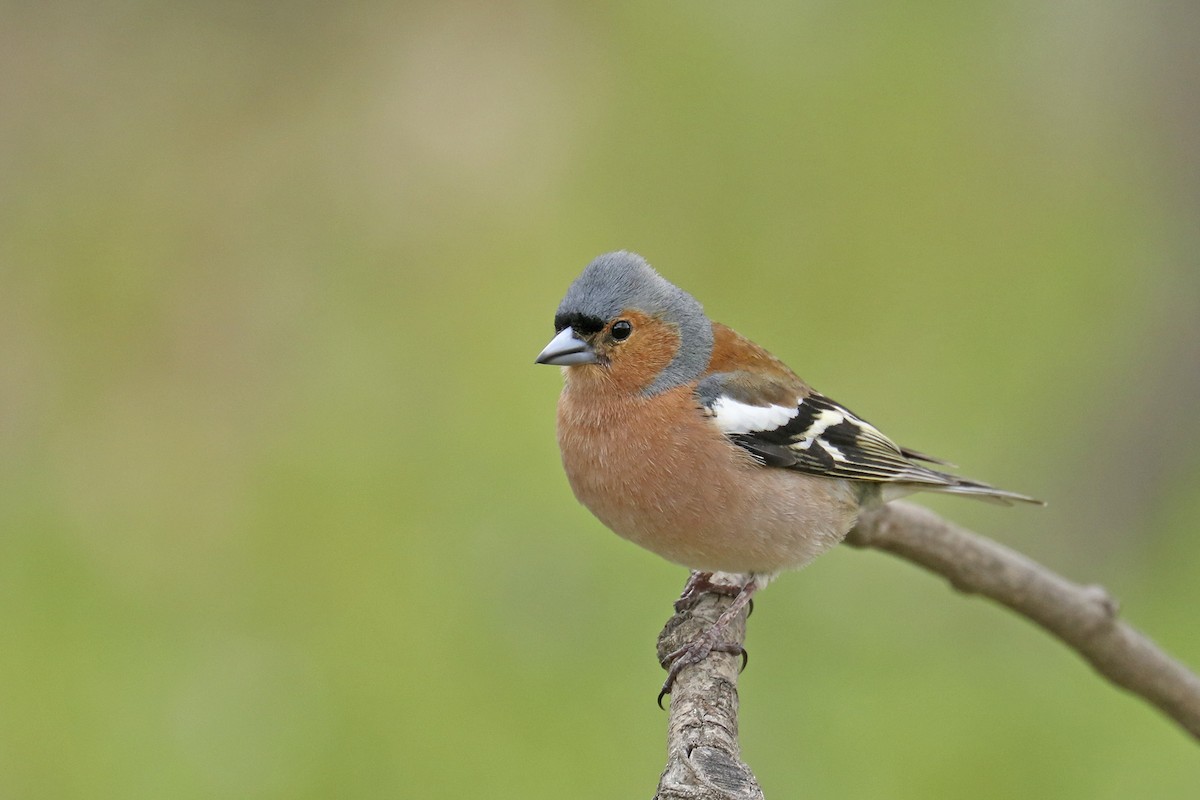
[659,577,759,706]
[674,571,753,614]
[675,571,723,611]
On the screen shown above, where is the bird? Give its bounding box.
[535,251,1042,700]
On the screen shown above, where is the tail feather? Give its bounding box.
[889,465,1045,506]
[898,446,957,468]
[925,479,1045,506]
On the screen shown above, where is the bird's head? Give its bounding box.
[535,251,714,395]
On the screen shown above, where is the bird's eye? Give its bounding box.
[611,320,633,341]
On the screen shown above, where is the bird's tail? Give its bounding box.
[883,470,1041,506]
[922,477,1045,506]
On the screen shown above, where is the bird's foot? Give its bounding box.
[674,571,753,615]
[658,578,760,708]
[658,635,746,708]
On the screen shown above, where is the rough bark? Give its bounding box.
[845,501,1200,739]
[654,583,762,800]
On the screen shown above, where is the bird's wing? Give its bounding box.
[696,372,946,483]
[694,371,1042,505]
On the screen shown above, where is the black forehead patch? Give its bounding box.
[554,311,605,335]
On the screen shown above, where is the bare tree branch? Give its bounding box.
[655,586,761,800]
[653,500,1200,797]
[845,501,1200,740]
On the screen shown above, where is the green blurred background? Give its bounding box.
[3,1,1199,797]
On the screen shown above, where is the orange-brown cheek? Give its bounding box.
[606,312,680,394]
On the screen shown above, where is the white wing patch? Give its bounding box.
[709,396,804,434]
[799,408,845,439]
[818,440,848,462]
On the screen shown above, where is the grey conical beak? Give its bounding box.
[535,327,598,366]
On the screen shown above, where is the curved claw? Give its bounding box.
[657,661,687,708]
[657,641,748,707]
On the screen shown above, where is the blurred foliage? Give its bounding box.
[2,1,1199,797]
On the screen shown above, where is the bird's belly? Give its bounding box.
[558,405,860,573]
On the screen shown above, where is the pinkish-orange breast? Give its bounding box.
[555,379,859,574]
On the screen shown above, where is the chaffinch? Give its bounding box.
[536,251,1041,697]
